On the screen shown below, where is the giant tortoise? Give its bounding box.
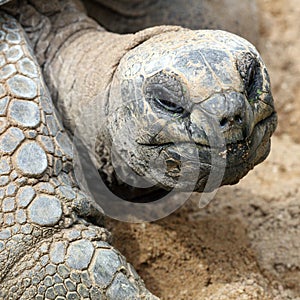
[0,0,277,298]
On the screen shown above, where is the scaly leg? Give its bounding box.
[0,12,158,299]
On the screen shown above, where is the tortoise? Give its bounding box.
[0,0,277,299]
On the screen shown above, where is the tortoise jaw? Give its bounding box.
[137,109,276,159]
[225,111,277,163]
[133,110,277,192]
[194,110,277,191]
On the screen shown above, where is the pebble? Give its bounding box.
[54,283,67,296]
[25,130,37,139]
[57,186,75,200]
[0,42,8,52]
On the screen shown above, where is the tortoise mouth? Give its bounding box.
[221,111,277,168]
[137,111,277,168]
[106,111,277,195]
[133,111,277,192]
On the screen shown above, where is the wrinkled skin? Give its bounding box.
[0,12,159,300]
[103,30,277,196]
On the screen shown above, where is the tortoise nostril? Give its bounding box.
[234,114,243,124]
[220,114,243,128]
[220,117,228,127]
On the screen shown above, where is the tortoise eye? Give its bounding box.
[247,60,257,85]
[154,97,185,114]
[245,59,260,95]
[237,53,257,85]
[237,52,262,101]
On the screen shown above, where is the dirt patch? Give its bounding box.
[257,0,300,142]
[108,1,300,299]
[109,137,300,299]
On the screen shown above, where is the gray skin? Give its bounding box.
[0,0,277,299]
[104,31,277,198]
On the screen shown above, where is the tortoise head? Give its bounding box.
[106,29,277,193]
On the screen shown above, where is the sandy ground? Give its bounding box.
[107,0,300,299]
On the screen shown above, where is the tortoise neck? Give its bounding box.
[46,30,128,134]
[4,0,182,137]
[3,0,104,66]
[3,0,119,133]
